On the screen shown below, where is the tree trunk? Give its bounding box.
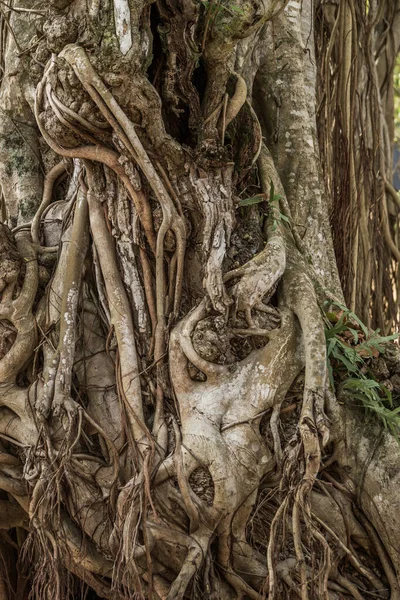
[0,1,400,599]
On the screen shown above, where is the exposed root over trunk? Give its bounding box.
[0,1,399,599]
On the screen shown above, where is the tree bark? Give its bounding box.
[0,1,399,599]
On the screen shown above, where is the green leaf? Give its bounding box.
[330,301,368,337]
[239,195,267,207]
[348,327,359,344]
[229,4,245,13]
[327,337,337,356]
[356,333,398,356]
[382,386,394,407]
[342,378,380,392]
[269,180,275,203]
[339,376,400,442]
[334,352,358,372]
[325,312,337,323]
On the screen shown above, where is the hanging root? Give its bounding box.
[244,144,331,599]
[34,47,190,463]
[0,231,38,383]
[57,44,186,314]
[52,187,89,419]
[259,240,332,597]
[31,161,69,246]
[219,71,247,143]
[167,297,303,598]
[85,163,150,454]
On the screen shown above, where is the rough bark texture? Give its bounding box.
[0,1,400,599]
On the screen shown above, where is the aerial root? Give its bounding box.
[231,540,268,589]
[266,395,331,599]
[31,160,69,246]
[85,163,151,453]
[267,488,333,600]
[51,187,88,419]
[80,408,120,491]
[35,48,190,463]
[0,232,38,383]
[334,574,364,600]
[168,304,304,599]
[178,299,228,377]
[165,530,210,600]
[270,401,284,469]
[222,570,263,600]
[172,419,200,533]
[224,235,286,321]
[352,507,400,597]
[224,72,247,128]
[35,74,157,254]
[275,559,300,596]
[58,44,186,316]
[312,513,382,590]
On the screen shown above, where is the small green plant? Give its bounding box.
[324,300,400,439]
[238,181,290,231]
[201,1,245,18]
